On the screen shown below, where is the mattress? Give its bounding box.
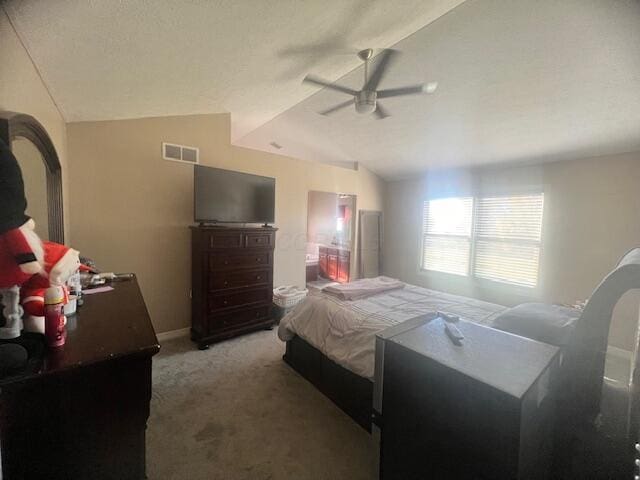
[278,283,506,379]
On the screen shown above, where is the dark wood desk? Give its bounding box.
[0,277,159,480]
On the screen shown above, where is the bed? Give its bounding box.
[280,249,640,437]
[278,280,506,430]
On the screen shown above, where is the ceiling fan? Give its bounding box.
[303,48,438,119]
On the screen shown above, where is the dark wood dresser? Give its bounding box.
[0,277,159,480]
[191,226,277,349]
[318,245,350,283]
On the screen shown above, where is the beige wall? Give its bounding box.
[0,10,68,235]
[67,114,384,334]
[383,151,640,351]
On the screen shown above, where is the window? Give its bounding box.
[422,197,474,276]
[422,193,544,287]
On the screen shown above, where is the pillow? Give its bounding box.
[493,303,580,346]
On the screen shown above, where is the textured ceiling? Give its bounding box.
[6,0,640,179]
[4,0,465,140]
[238,0,640,179]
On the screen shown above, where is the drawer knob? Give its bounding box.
[635,459,640,467]
[223,300,228,305]
[636,443,640,452]
[256,276,261,280]
[256,258,261,262]
[224,260,229,265]
[224,281,228,286]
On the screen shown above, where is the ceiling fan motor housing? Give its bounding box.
[355,90,377,114]
[303,48,433,118]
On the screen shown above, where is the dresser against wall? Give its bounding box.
[191,226,277,349]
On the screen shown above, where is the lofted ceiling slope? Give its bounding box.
[5,0,640,179]
[237,0,640,179]
[4,0,465,141]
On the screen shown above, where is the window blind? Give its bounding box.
[474,194,544,287]
[422,197,473,276]
[421,193,544,288]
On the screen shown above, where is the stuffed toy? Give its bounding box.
[0,139,44,339]
[21,241,80,334]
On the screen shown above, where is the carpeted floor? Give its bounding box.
[147,330,376,480]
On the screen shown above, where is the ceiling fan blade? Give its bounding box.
[364,49,399,91]
[279,42,356,57]
[319,99,354,116]
[303,74,358,96]
[377,84,426,98]
[374,102,390,119]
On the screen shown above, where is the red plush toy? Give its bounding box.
[0,219,43,288]
[0,140,44,339]
[21,242,80,324]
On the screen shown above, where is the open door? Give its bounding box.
[359,210,382,278]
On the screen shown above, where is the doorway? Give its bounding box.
[306,191,357,289]
[358,210,382,278]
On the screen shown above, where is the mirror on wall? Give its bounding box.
[307,191,356,250]
[12,137,50,240]
[336,195,355,247]
[0,111,64,243]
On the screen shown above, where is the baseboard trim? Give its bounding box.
[157,327,191,343]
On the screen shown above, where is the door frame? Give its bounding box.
[358,210,383,278]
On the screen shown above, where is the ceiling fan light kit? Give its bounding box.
[303,48,437,119]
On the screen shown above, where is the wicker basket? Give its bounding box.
[273,286,308,308]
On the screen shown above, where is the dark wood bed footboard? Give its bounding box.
[283,336,373,432]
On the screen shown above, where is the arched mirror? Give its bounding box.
[0,112,64,243]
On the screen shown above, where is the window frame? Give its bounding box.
[421,197,475,277]
[420,192,545,290]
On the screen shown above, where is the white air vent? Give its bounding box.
[162,142,200,164]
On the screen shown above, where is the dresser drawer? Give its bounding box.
[209,268,272,291]
[207,231,244,249]
[245,232,274,248]
[209,251,273,270]
[208,304,271,334]
[208,287,272,312]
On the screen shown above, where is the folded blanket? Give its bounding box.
[323,276,405,300]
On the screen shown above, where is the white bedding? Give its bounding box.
[278,283,506,379]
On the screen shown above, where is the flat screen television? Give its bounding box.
[194,165,275,224]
